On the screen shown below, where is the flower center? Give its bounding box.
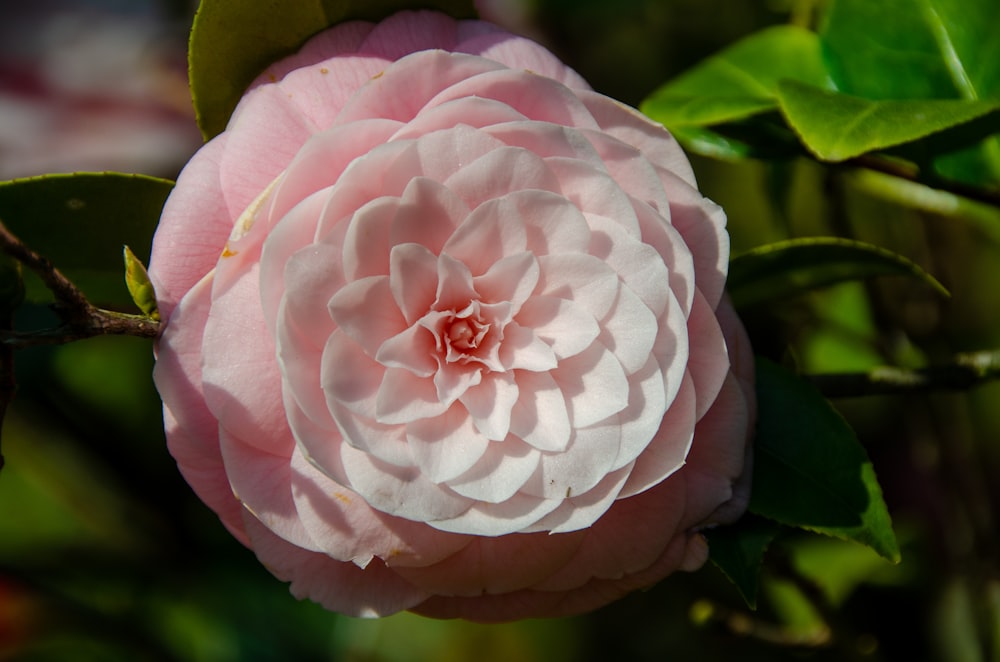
[443,304,491,361]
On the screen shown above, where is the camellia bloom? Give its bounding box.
[151,10,755,621]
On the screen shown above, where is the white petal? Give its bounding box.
[609,354,667,472]
[525,465,631,534]
[375,367,452,424]
[499,322,558,372]
[389,242,439,325]
[535,253,620,320]
[598,284,659,376]
[473,251,539,311]
[523,418,621,499]
[327,276,406,358]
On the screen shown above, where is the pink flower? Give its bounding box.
[150,11,755,621]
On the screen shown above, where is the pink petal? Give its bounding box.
[219,83,317,219]
[456,34,591,90]
[550,342,629,428]
[659,168,730,309]
[335,50,504,125]
[595,284,658,376]
[389,177,470,259]
[498,322,558,372]
[426,67,600,128]
[484,121,600,161]
[459,371,520,441]
[247,20,376,85]
[149,135,232,318]
[587,213,671,317]
[633,198,695,316]
[581,128,671,213]
[576,89,697,187]
[535,253,620,320]
[473,251,539,310]
[218,431,320,551]
[547,158,640,236]
[201,263,293,455]
[376,367,452,424]
[406,403,491,483]
[327,398,413,468]
[321,328,383,417]
[393,529,584,596]
[514,295,599,360]
[431,360,484,408]
[507,189,592,256]
[443,146,562,214]
[243,515,428,618]
[391,96,527,140]
[508,370,571,452]
[687,290,731,420]
[432,253,478,311]
[608,355,668,472]
[388,243,439,326]
[527,465,631,534]
[266,119,401,226]
[339,443,472,521]
[288,447,472,568]
[446,436,540,503]
[429,492,563,536]
[619,374,697,498]
[341,196,399,280]
[357,10,459,58]
[259,193,338,334]
[375,324,437,377]
[523,416,621,500]
[272,55,390,129]
[327,275,406,358]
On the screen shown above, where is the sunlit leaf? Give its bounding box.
[0,173,173,308]
[776,80,999,163]
[821,0,1000,184]
[750,359,901,563]
[190,0,478,140]
[706,515,782,609]
[728,236,948,308]
[640,25,831,128]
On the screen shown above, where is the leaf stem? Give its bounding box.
[848,154,1000,209]
[807,350,1000,398]
[0,219,161,347]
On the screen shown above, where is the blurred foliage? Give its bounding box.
[1,0,999,661]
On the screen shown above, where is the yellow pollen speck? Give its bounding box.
[372,70,385,80]
[320,67,329,74]
[334,492,352,505]
[267,73,277,83]
[566,487,572,498]
[221,244,237,258]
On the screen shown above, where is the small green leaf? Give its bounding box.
[749,359,901,563]
[190,0,478,140]
[123,246,159,321]
[0,173,174,308]
[706,515,783,609]
[641,25,831,129]
[728,236,949,308]
[776,80,1000,163]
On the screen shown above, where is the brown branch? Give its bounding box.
[806,350,1000,398]
[0,219,161,348]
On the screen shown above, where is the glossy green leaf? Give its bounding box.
[640,25,831,129]
[776,80,999,163]
[0,173,174,307]
[190,0,478,140]
[728,236,949,308]
[821,0,1000,184]
[706,515,782,609]
[749,359,901,563]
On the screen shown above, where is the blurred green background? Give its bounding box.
[1,0,998,660]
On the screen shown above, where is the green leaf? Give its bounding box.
[640,25,831,129]
[0,173,174,308]
[190,0,478,140]
[775,80,1000,163]
[706,515,783,609]
[728,236,949,308]
[820,0,1000,184]
[749,359,901,563]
